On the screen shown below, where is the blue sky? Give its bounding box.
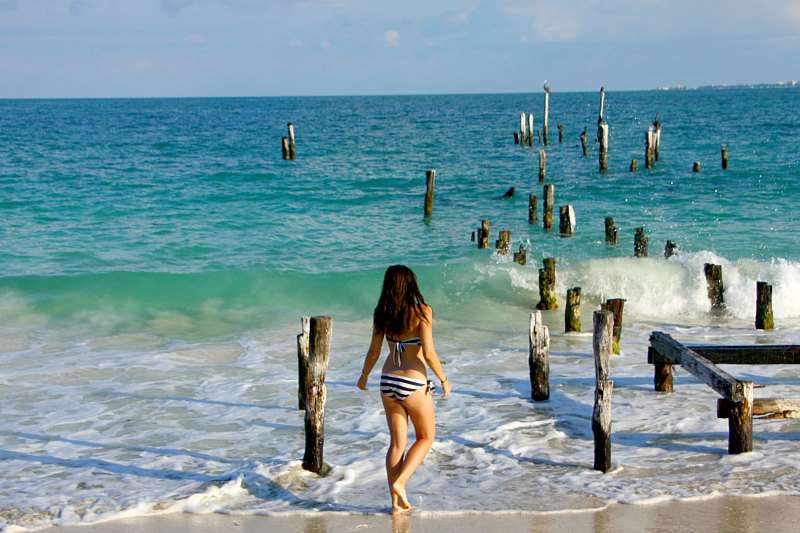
[1,0,799,98]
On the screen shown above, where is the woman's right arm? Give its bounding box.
[419,305,451,398]
[358,326,384,390]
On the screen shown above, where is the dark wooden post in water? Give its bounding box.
[664,240,677,258]
[495,230,511,255]
[629,159,638,172]
[281,137,291,160]
[478,220,491,249]
[604,217,618,245]
[593,309,614,473]
[519,113,527,146]
[538,149,547,182]
[565,287,581,332]
[528,194,538,224]
[601,298,625,355]
[514,132,520,144]
[529,311,550,401]
[558,123,564,144]
[598,122,609,172]
[634,227,648,257]
[755,281,774,330]
[513,244,527,265]
[302,315,332,474]
[693,161,701,173]
[651,346,673,392]
[297,317,310,410]
[645,128,655,169]
[704,263,724,312]
[543,84,550,145]
[424,169,436,217]
[721,144,729,170]
[287,122,296,160]
[543,184,555,230]
[536,258,558,310]
[559,205,575,235]
[727,381,754,454]
[652,117,661,161]
[580,129,588,156]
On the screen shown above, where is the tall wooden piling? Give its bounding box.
[559,205,575,235]
[281,137,290,160]
[543,85,550,145]
[495,230,511,255]
[755,281,774,330]
[593,309,614,473]
[651,347,673,392]
[478,220,491,249]
[728,381,753,454]
[513,244,527,266]
[704,263,724,311]
[630,159,638,172]
[302,315,332,474]
[543,184,555,230]
[693,161,701,173]
[645,128,655,169]
[558,123,564,144]
[297,317,310,410]
[604,217,618,245]
[287,122,296,160]
[519,113,527,145]
[528,114,535,146]
[536,257,558,310]
[538,149,547,182]
[528,194,538,224]
[664,240,677,258]
[565,287,581,332]
[598,122,609,172]
[598,87,606,122]
[514,132,520,145]
[601,298,625,354]
[721,144,729,170]
[652,117,661,161]
[424,169,436,217]
[634,227,648,257]
[580,129,588,157]
[529,310,550,401]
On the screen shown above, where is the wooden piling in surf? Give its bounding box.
[514,132,520,145]
[536,257,558,310]
[297,317,310,410]
[604,217,618,245]
[755,281,774,330]
[558,123,564,144]
[634,227,648,257]
[543,184,555,230]
[601,298,625,355]
[543,84,550,145]
[704,263,724,312]
[513,244,527,266]
[593,309,613,473]
[580,129,588,157]
[281,137,291,160]
[645,128,655,169]
[565,287,581,333]
[652,117,661,161]
[528,114,535,146]
[559,205,575,236]
[630,159,638,172]
[302,315,332,475]
[478,220,492,249]
[495,230,511,255]
[728,381,753,454]
[598,122,609,172]
[693,161,701,173]
[664,240,677,258]
[539,149,547,182]
[721,144,729,170]
[424,169,436,217]
[598,87,606,122]
[528,194,538,224]
[287,122,296,160]
[529,310,550,401]
[650,346,673,392]
[519,113,527,146]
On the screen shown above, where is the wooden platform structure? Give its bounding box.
[647,332,800,454]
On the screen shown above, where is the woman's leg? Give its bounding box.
[382,394,409,511]
[390,388,435,510]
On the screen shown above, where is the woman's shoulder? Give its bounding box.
[417,304,433,321]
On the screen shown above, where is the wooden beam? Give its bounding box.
[649,344,800,365]
[718,398,800,419]
[649,332,743,401]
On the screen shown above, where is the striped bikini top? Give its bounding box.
[387,336,422,368]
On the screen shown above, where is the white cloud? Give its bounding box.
[384,29,400,48]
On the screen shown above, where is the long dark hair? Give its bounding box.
[373,265,427,337]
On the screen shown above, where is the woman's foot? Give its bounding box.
[390,482,412,513]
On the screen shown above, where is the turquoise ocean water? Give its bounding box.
[1,90,800,530]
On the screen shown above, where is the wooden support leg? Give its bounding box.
[655,363,673,392]
[728,381,753,454]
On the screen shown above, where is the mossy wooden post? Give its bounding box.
[528,114,535,146]
[543,184,555,231]
[478,220,491,249]
[593,309,614,473]
[650,347,673,392]
[601,299,625,354]
[693,161,701,173]
[721,144,729,170]
[543,84,550,145]
[424,169,436,218]
[704,263,724,312]
[630,159,638,172]
[302,315,332,474]
[538,149,547,182]
[634,227,648,257]
[297,317,310,410]
[281,137,290,160]
[580,129,588,157]
[529,310,550,401]
[604,217,618,245]
[513,244,527,266]
[728,381,753,454]
[645,128,655,169]
[495,230,511,255]
[558,123,564,144]
[565,287,581,333]
[519,112,527,145]
[755,281,774,330]
[287,122,296,159]
[598,122,609,172]
[528,194,538,224]
[536,258,558,310]
[559,205,575,236]
[664,240,677,258]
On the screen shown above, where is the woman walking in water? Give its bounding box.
[358,265,451,513]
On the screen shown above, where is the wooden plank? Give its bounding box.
[718,398,800,419]
[649,332,743,401]
[648,343,800,365]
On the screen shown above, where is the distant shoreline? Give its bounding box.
[658,81,799,91]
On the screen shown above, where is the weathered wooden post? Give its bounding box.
[538,149,547,182]
[302,315,332,474]
[728,381,753,454]
[755,281,774,330]
[558,123,564,144]
[519,113,527,146]
[495,230,511,255]
[693,161,701,173]
[478,220,491,249]
[543,184,554,230]
[580,129,588,156]
[704,263,724,312]
[645,128,655,169]
[601,299,625,354]
[529,310,550,401]
[598,87,606,121]
[297,317,310,410]
[528,114,535,146]
[543,84,550,145]
[650,347,673,392]
[721,144,729,170]
[424,169,436,217]
[593,309,613,473]
[565,287,581,332]
[604,217,618,245]
[664,240,677,258]
[528,194,538,224]
[470,231,475,242]
[634,227,648,257]
[281,137,291,160]
[513,244,527,266]
[652,117,661,161]
[514,132,520,145]
[598,122,609,172]
[287,122,296,160]
[629,159,638,172]
[536,258,558,310]
[559,205,575,236]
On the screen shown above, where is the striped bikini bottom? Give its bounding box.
[380,373,435,401]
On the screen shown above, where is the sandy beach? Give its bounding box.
[34,496,800,533]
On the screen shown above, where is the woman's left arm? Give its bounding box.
[358,326,384,390]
